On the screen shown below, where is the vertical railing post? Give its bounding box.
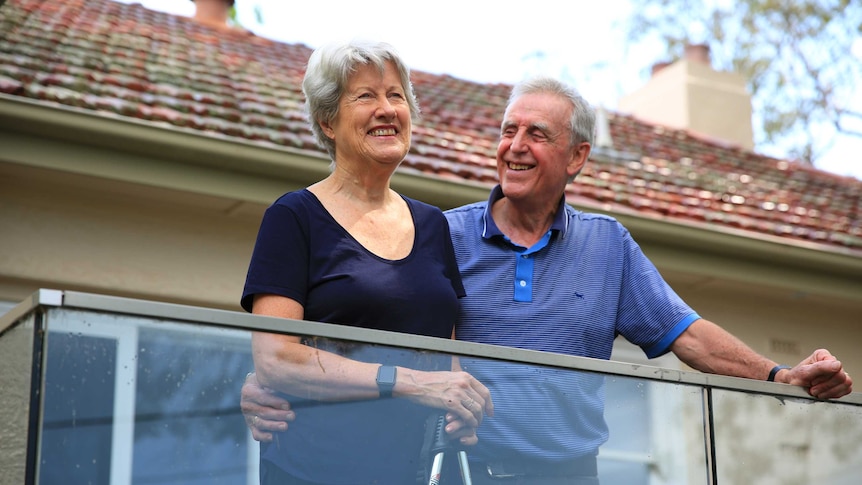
[701,387,718,485]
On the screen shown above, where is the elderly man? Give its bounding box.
[242,76,853,484]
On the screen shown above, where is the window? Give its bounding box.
[41,309,256,485]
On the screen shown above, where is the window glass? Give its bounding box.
[40,309,256,485]
[40,332,116,485]
[132,327,253,485]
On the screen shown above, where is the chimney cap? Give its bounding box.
[684,43,711,65]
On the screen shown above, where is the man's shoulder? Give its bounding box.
[564,206,633,241]
[565,205,621,224]
[444,201,486,220]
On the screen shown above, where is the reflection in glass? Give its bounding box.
[132,327,253,485]
[40,332,116,485]
[40,309,255,485]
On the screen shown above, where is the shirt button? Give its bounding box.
[519,280,527,287]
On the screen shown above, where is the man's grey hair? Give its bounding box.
[508,76,595,147]
[302,40,421,160]
[507,77,595,181]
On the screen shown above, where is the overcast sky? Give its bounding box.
[117,0,861,180]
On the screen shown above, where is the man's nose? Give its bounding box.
[509,130,528,152]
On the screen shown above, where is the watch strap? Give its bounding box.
[767,364,791,382]
[376,365,397,398]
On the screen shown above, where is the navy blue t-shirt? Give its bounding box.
[242,189,465,484]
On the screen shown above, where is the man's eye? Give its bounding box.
[529,130,547,141]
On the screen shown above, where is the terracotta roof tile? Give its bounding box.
[2,0,861,254]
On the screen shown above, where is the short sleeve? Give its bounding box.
[240,195,310,312]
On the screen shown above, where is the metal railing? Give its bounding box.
[2,290,861,485]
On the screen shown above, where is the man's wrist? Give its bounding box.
[767,364,791,382]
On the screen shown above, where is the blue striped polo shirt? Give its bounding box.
[445,185,699,462]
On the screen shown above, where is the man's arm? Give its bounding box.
[670,318,853,399]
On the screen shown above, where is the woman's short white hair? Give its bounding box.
[302,40,420,160]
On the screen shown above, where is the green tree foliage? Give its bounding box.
[627,0,862,165]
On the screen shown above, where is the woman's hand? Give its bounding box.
[394,368,494,445]
[241,372,295,442]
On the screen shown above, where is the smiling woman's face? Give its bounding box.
[322,61,412,170]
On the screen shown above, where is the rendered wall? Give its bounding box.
[0,314,36,485]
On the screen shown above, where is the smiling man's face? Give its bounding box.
[496,92,584,207]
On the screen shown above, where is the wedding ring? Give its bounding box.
[462,398,475,410]
[253,415,260,427]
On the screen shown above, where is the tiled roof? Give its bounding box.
[2,0,861,254]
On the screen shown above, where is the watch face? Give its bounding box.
[377,365,397,385]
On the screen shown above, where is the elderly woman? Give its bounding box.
[241,41,492,485]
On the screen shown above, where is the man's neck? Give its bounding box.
[491,197,556,248]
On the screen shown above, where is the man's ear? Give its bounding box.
[568,141,591,176]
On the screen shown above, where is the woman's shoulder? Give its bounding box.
[272,188,315,206]
[268,188,327,214]
[260,189,327,228]
[400,194,446,221]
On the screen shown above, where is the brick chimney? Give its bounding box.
[619,43,754,150]
[191,0,235,30]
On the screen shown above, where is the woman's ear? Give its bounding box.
[319,119,336,140]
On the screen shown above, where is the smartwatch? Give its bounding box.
[376,365,397,398]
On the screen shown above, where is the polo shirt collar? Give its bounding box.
[481,185,569,240]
